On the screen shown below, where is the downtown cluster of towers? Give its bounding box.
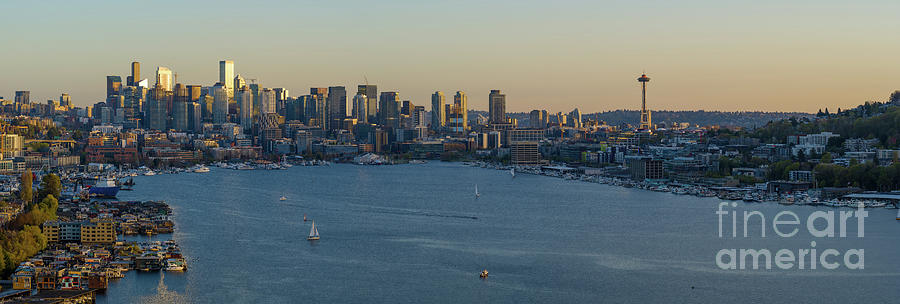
[98,60,517,137]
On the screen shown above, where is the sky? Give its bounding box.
[2,0,900,113]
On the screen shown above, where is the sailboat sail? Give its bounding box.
[308,221,319,238]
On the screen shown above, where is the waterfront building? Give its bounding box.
[327,86,348,130]
[489,89,506,123]
[42,219,117,244]
[448,91,468,134]
[510,141,541,165]
[219,60,234,97]
[626,156,664,180]
[358,85,378,123]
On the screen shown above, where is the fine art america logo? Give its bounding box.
[715,202,865,270]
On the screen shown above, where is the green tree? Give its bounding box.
[820,152,832,164]
[19,169,32,203]
[38,174,61,202]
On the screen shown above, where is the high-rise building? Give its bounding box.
[14,91,29,104]
[156,67,173,91]
[239,88,254,132]
[172,84,191,131]
[488,89,506,123]
[358,85,377,123]
[259,88,276,114]
[529,110,545,129]
[212,84,229,124]
[106,76,122,98]
[128,61,140,86]
[327,86,347,130]
[448,91,468,133]
[273,88,288,114]
[352,93,368,124]
[147,84,170,130]
[379,92,400,128]
[188,101,202,133]
[637,74,652,132]
[59,93,71,108]
[219,60,234,97]
[431,91,445,131]
[123,86,145,127]
[308,88,327,128]
[233,75,246,97]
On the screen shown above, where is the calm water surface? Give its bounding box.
[98,162,900,303]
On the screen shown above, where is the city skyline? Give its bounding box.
[4,1,900,113]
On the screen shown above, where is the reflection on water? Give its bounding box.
[139,271,189,304]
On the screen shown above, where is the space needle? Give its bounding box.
[637,73,652,132]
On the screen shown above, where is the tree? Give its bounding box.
[19,169,32,203]
[820,152,832,164]
[38,174,61,202]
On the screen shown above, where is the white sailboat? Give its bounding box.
[510,168,515,178]
[896,209,900,220]
[307,221,320,240]
[475,184,481,198]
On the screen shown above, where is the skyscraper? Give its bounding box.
[147,84,170,130]
[431,91,445,131]
[173,83,190,131]
[309,88,327,128]
[212,84,229,124]
[123,86,145,128]
[273,88,288,114]
[106,76,122,98]
[529,110,545,129]
[59,93,71,108]
[219,60,235,97]
[488,89,506,123]
[379,92,401,128]
[239,88,254,132]
[128,61,140,86]
[637,73,652,131]
[357,85,377,123]
[259,88,276,114]
[327,86,347,130]
[448,91,468,133]
[352,93,368,124]
[156,67,173,91]
[14,91,29,104]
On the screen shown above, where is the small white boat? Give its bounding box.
[279,194,287,201]
[475,184,480,198]
[194,166,210,173]
[308,221,320,241]
[480,269,489,278]
[144,171,156,176]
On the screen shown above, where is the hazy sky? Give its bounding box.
[2,0,900,113]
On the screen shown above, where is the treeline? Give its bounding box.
[814,162,900,191]
[753,102,900,146]
[0,171,61,276]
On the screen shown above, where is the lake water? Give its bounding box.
[98,162,900,303]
